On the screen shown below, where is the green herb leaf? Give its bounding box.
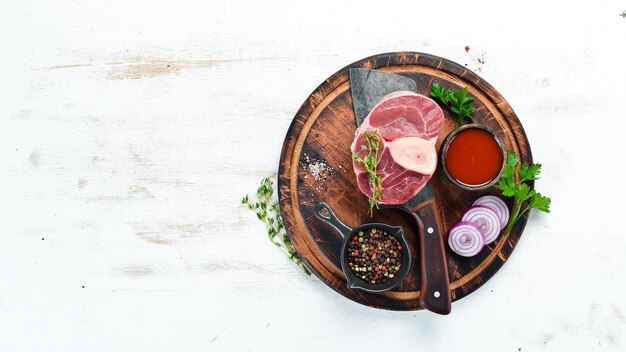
[430,82,449,104]
[498,177,517,197]
[354,130,384,216]
[429,82,476,127]
[514,183,534,202]
[242,177,311,276]
[498,150,552,237]
[520,163,541,182]
[505,150,519,168]
[530,192,551,213]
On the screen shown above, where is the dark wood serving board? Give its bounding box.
[278,52,533,311]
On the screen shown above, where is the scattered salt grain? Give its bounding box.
[300,153,336,192]
[308,161,333,181]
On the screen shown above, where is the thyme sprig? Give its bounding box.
[242,177,311,275]
[352,130,383,216]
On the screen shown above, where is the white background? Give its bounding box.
[1,1,625,351]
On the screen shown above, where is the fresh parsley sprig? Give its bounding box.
[429,81,475,128]
[242,177,311,275]
[352,130,383,216]
[498,150,551,237]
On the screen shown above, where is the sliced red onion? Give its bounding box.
[462,205,501,244]
[472,195,510,231]
[448,221,485,257]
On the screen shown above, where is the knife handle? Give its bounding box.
[412,199,451,315]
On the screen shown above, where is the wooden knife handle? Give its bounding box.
[412,199,451,315]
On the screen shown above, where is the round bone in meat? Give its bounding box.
[351,91,444,205]
[387,137,437,176]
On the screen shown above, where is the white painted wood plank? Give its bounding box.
[1,0,625,351]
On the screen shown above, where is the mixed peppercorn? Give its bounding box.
[346,227,403,285]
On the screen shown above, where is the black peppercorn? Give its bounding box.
[346,227,403,285]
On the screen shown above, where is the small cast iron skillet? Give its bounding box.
[314,202,412,293]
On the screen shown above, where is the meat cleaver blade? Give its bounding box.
[350,68,451,315]
[349,68,417,127]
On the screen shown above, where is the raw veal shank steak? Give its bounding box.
[351,91,444,204]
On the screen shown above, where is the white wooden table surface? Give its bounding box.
[2,1,626,351]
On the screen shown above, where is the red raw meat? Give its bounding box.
[351,91,444,204]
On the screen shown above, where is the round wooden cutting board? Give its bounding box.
[278,52,533,311]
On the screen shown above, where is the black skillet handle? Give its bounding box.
[412,198,451,315]
[314,202,352,238]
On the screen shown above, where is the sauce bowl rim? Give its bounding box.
[439,124,506,191]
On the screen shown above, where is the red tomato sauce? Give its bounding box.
[444,128,503,186]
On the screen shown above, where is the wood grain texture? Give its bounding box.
[278,52,533,310]
[3,1,626,350]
